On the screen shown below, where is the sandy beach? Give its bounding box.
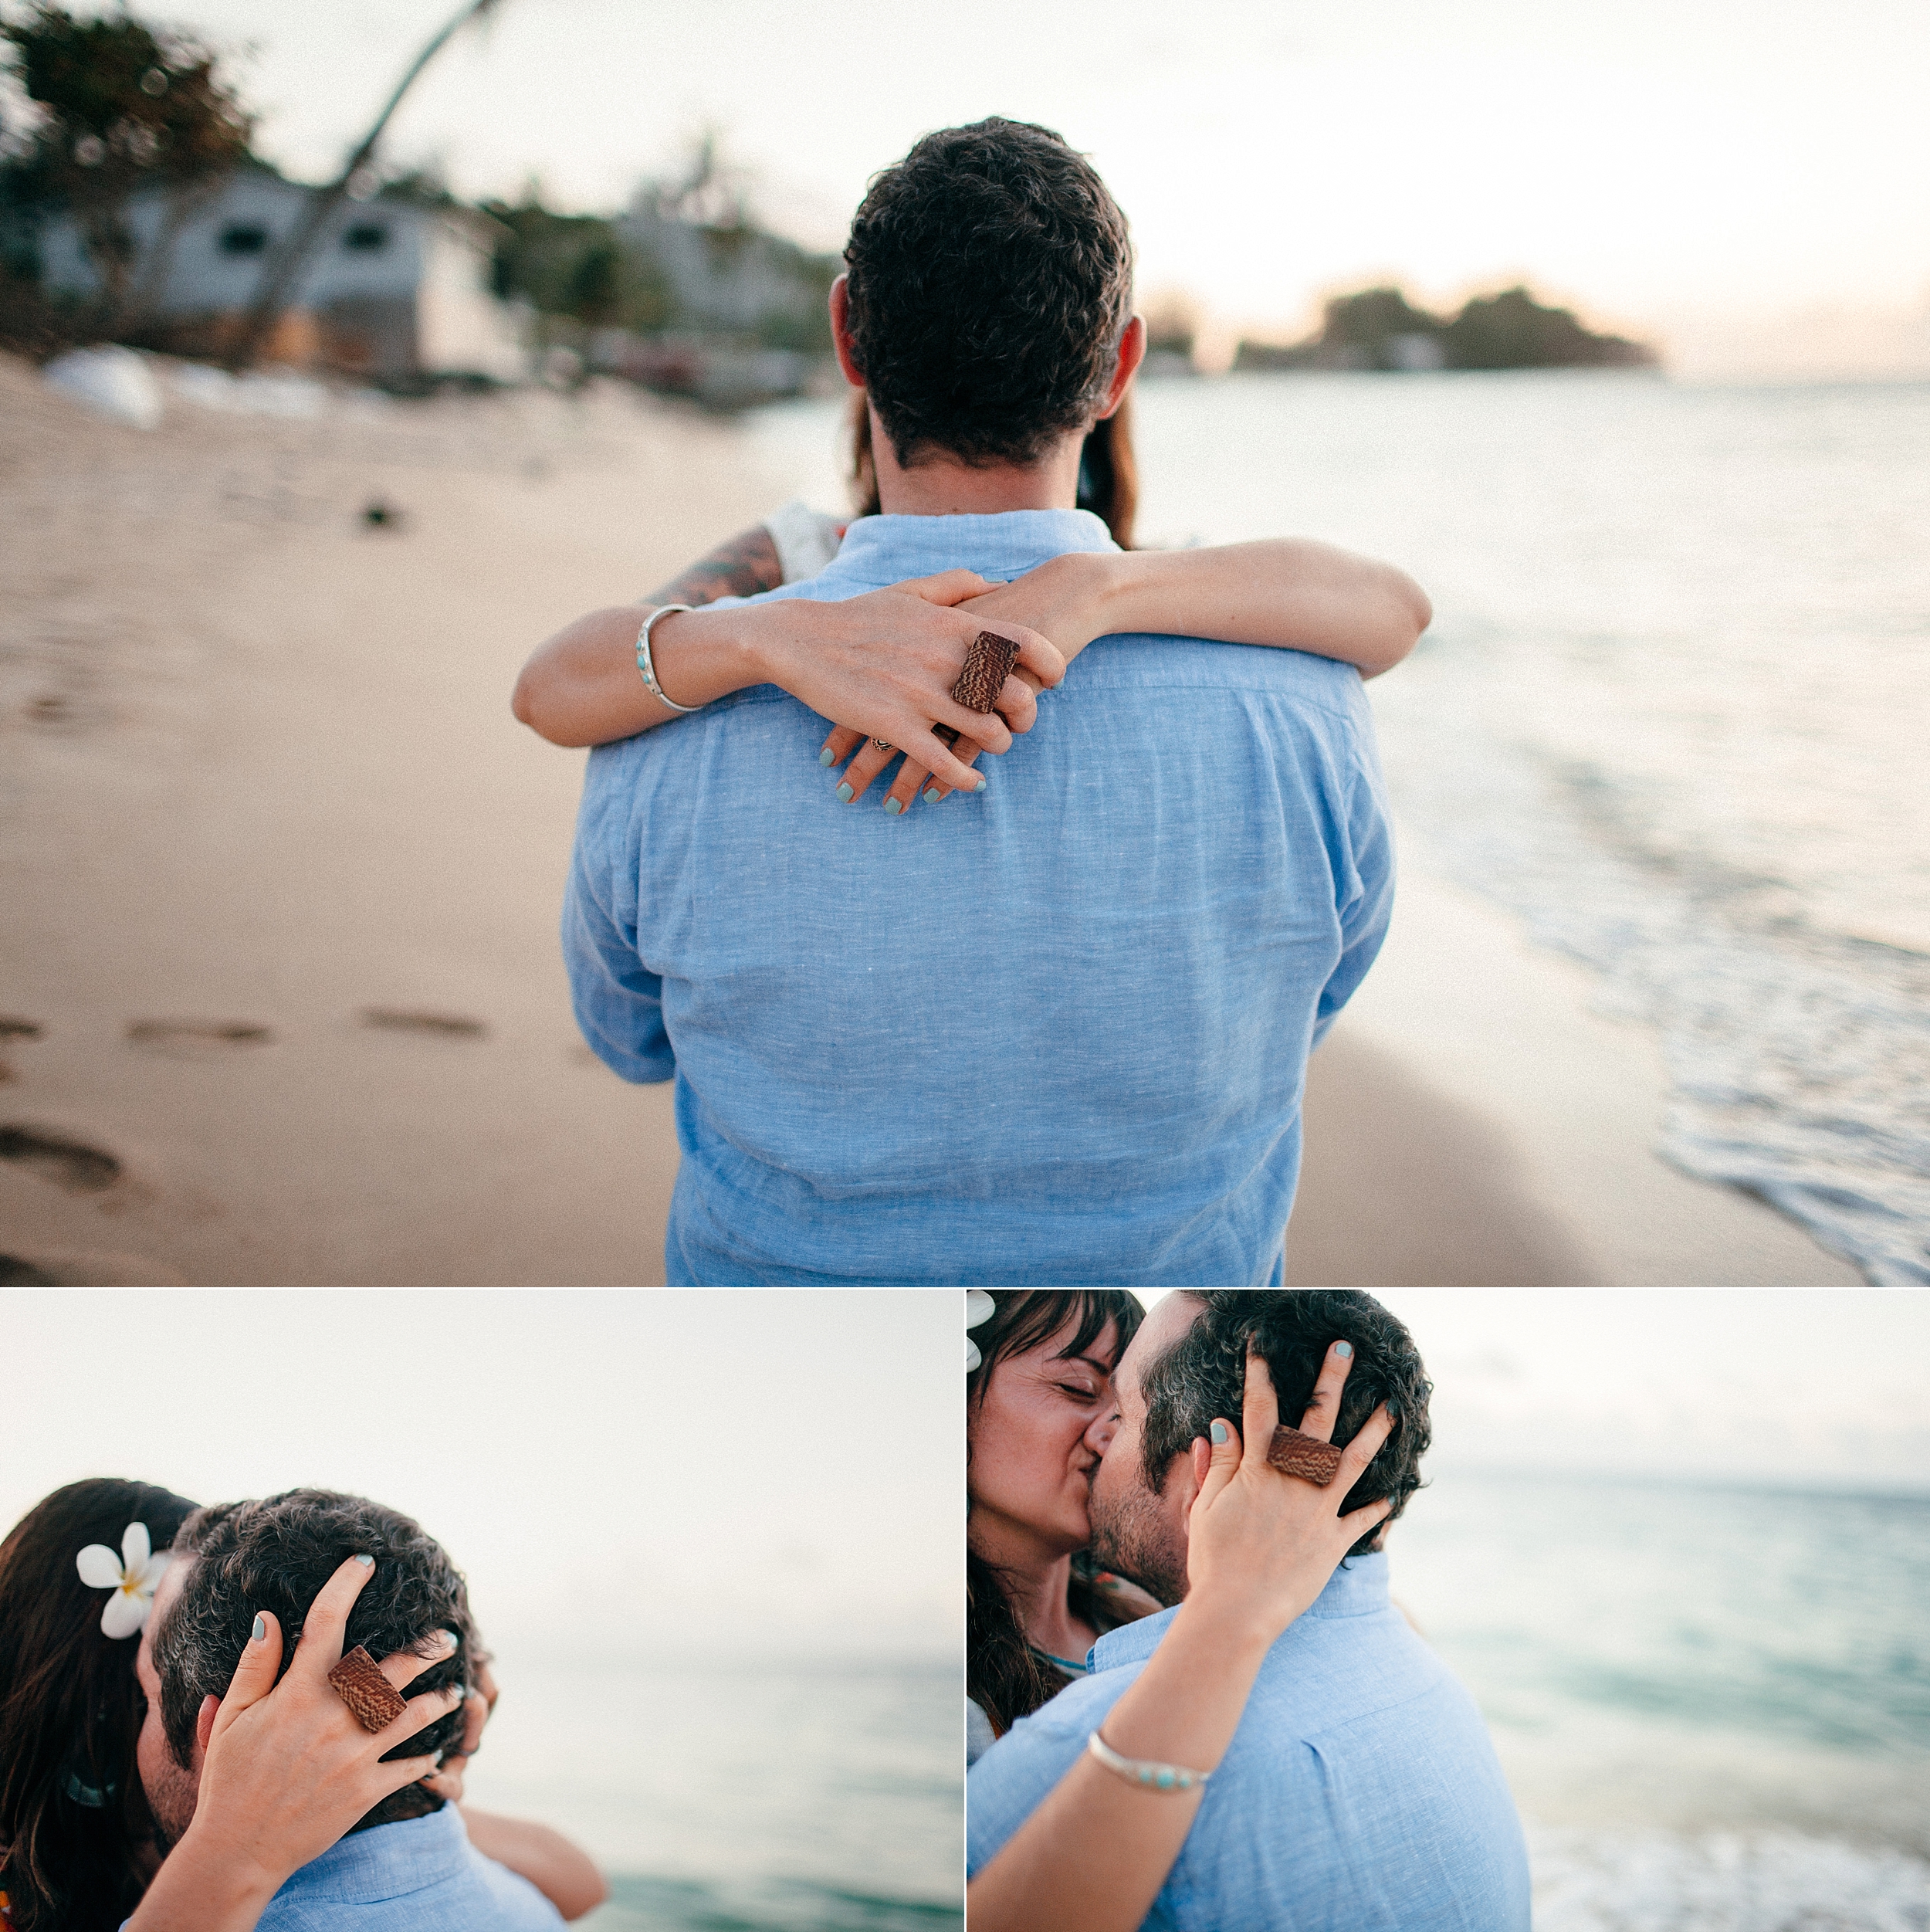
[0,351,1858,1285]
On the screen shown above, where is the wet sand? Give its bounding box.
[0,351,1858,1284]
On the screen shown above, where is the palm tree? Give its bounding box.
[225,0,506,371]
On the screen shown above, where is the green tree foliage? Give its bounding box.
[1237,282,1655,373]
[0,3,252,320]
[483,193,674,333]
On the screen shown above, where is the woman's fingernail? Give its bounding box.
[819,747,836,767]
[836,782,854,802]
[923,787,941,803]
[433,1748,445,1766]
[884,795,904,815]
[973,778,987,792]
[1385,1402,1400,1420]
[1210,1421,1229,1446]
[251,1613,266,1643]
[354,1554,374,1568]
[1334,1341,1353,1358]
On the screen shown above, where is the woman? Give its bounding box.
[967,1290,1154,1761]
[510,390,1432,801]
[0,1480,604,1930]
[967,1291,1395,1932]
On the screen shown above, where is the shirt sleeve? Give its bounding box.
[1312,718,1396,1046]
[966,1673,1129,1879]
[561,775,675,1084]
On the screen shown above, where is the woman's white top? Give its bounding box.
[764,499,845,585]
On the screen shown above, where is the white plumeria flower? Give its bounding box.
[966,1290,995,1371]
[76,1521,171,1639]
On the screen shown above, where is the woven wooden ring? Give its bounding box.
[1266,1424,1346,1486]
[326,1643,409,1734]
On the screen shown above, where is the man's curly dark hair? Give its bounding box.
[1140,1292,1434,1557]
[151,1489,474,1833]
[842,117,1134,469]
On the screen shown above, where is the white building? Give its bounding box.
[38,168,527,383]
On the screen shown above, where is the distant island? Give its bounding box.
[1235,284,1657,373]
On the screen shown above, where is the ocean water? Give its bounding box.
[746,375,1930,1283]
[1395,1470,1930,1929]
[459,1655,960,1931]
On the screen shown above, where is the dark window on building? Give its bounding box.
[218,224,270,255]
[343,224,389,253]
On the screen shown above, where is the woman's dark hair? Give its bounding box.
[0,1478,198,1932]
[847,390,1139,550]
[843,117,1135,471]
[967,1291,1144,1737]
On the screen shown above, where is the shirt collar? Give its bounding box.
[1091,1552,1392,1672]
[273,1804,468,1902]
[825,509,1118,586]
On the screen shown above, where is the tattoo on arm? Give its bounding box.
[647,525,784,608]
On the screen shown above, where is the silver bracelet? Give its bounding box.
[636,603,702,713]
[1086,1728,1210,1793]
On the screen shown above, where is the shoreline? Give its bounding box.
[0,354,1862,1285]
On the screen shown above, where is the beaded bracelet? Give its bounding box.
[1086,1728,1211,1793]
[636,603,702,713]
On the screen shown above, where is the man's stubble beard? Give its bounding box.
[144,1750,198,1858]
[1089,1471,1190,1608]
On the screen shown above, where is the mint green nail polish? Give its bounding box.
[1334,1341,1353,1358]
[885,796,904,815]
[974,778,987,792]
[819,747,836,767]
[836,782,853,802]
[353,1554,374,1567]
[1210,1421,1229,1446]
[252,1613,266,1642]
[924,787,941,803]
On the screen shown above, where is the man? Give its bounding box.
[136,1489,561,1929]
[967,1291,1531,1930]
[564,118,1395,1285]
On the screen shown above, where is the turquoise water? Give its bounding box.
[459,1656,960,1931]
[1394,1470,1930,1928]
[747,375,1930,1282]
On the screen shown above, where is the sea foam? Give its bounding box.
[1530,1824,1930,1932]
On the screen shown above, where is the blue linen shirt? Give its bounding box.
[254,1805,560,1930]
[966,1553,1530,1932]
[564,509,1393,1286]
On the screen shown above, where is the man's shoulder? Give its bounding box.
[1072,631,1375,721]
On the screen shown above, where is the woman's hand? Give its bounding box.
[748,569,1062,802]
[820,554,1105,808]
[1183,1343,1395,1652]
[421,1649,497,1802]
[129,1556,466,1930]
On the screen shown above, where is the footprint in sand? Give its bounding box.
[359,1008,488,1039]
[0,1124,122,1193]
[127,1019,274,1059]
[0,1248,186,1286]
[0,1020,42,1086]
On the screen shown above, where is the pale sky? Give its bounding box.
[0,1288,961,1659]
[1142,1289,1930,1493]
[17,0,1927,370]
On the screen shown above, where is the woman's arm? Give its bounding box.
[462,1808,609,1920]
[510,529,1427,755]
[967,1347,1396,1932]
[974,540,1433,679]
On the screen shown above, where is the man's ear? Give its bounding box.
[1097,314,1146,421]
[194,1692,219,1764]
[829,275,865,390]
